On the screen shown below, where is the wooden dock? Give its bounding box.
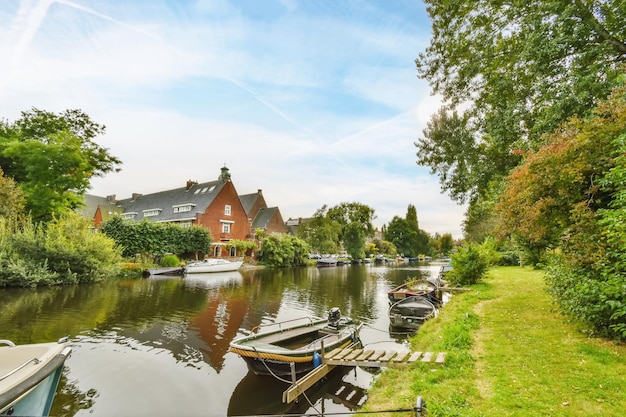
[282,348,445,404]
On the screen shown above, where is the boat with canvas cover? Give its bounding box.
[388,296,437,330]
[229,308,362,377]
[184,258,243,273]
[0,337,71,417]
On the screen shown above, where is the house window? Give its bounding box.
[230,246,236,256]
[179,221,192,228]
[225,205,231,216]
[222,223,231,234]
[173,204,195,213]
[143,209,161,217]
[121,212,137,220]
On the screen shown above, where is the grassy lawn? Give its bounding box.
[363,267,626,416]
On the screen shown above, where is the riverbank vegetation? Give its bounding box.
[415,1,626,340]
[0,213,122,287]
[364,267,626,416]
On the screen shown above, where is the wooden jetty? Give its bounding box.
[282,348,446,404]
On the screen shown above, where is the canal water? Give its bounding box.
[0,261,446,416]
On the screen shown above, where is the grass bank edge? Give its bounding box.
[363,266,626,416]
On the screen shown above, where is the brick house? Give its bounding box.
[82,166,292,257]
[109,166,251,257]
[239,189,288,235]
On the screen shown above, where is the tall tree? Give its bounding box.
[415,0,625,205]
[0,108,122,221]
[0,167,25,221]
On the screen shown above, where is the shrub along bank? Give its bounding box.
[363,267,626,416]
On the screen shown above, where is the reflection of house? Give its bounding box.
[190,293,249,373]
[239,189,287,235]
[81,166,289,257]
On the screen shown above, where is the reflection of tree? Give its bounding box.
[49,369,98,417]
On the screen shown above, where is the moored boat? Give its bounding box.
[184,258,243,274]
[317,258,337,267]
[389,296,436,330]
[229,308,362,377]
[387,279,440,305]
[0,338,71,417]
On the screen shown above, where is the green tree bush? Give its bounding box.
[0,108,121,222]
[0,212,122,287]
[101,217,211,259]
[260,234,310,267]
[447,243,488,287]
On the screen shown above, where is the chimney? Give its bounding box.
[257,189,262,195]
[131,193,142,201]
[186,180,197,190]
[106,195,116,204]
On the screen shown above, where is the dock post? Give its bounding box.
[414,396,426,417]
[290,362,297,388]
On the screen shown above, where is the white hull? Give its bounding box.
[0,338,71,416]
[185,259,243,274]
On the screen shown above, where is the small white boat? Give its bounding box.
[0,337,72,416]
[184,258,243,274]
[229,308,362,377]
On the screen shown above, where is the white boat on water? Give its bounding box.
[184,258,243,274]
[0,338,71,417]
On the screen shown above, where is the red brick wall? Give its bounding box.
[266,209,288,234]
[195,182,251,242]
[94,207,103,228]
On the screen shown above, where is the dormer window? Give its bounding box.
[173,203,195,213]
[225,205,231,216]
[143,209,161,217]
[121,212,137,220]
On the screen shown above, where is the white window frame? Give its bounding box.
[225,205,231,216]
[173,203,195,213]
[121,212,137,220]
[143,209,161,217]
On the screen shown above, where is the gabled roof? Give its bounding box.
[251,207,279,230]
[77,194,110,218]
[117,180,227,222]
[238,192,260,217]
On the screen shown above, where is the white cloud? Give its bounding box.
[0,0,466,238]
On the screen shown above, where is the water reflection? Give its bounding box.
[0,261,446,416]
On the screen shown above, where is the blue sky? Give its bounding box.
[0,0,467,238]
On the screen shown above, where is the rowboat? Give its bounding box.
[0,338,72,416]
[229,308,362,377]
[184,258,243,274]
[387,279,440,305]
[389,296,436,330]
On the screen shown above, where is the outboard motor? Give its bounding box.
[327,307,341,328]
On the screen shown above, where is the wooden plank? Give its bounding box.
[344,349,363,361]
[392,352,410,362]
[421,352,433,362]
[407,351,423,362]
[332,349,353,360]
[356,350,375,361]
[324,348,344,360]
[283,364,336,403]
[435,352,447,364]
[369,350,386,361]
[379,350,398,362]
